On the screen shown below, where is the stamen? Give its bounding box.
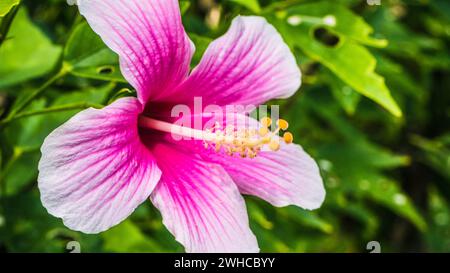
[259,127,269,137]
[260,117,272,127]
[283,132,294,144]
[277,119,289,130]
[269,140,281,152]
[138,115,295,159]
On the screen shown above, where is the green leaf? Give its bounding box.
[102,220,164,252]
[228,0,261,13]
[375,54,424,100]
[270,1,402,117]
[0,8,62,88]
[307,101,425,231]
[369,8,443,65]
[0,0,19,17]
[1,146,38,195]
[64,22,126,83]
[1,84,113,195]
[337,202,379,238]
[323,69,361,115]
[283,207,334,234]
[309,99,409,169]
[50,83,113,114]
[0,2,18,46]
[5,84,111,148]
[286,1,387,48]
[411,134,450,180]
[5,98,49,149]
[425,188,450,251]
[1,190,68,252]
[363,175,426,231]
[319,141,425,231]
[180,0,191,15]
[189,33,212,66]
[431,0,450,21]
[0,0,19,44]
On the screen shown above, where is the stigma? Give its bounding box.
[138,116,294,158]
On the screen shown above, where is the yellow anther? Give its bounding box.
[277,119,289,130]
[283,132,294,144]
[260,117,272,127]
[202,118,292,158]
[269,140,280,151]
[259,127,269,137]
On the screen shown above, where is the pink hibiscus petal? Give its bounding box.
[149,143,259,253]
[38,97,161,234]
[164,16,301,106]
[78,0,194,104]
[207,142,325,210]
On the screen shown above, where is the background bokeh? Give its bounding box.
[0,0,449,253]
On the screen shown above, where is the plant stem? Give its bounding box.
[0,4,19,46]
[17,69,67,114]
[1,65,70,126]
[0,102,103,126]
[262,0,305,14]
[0,147,22,195]
[0,146,39,196]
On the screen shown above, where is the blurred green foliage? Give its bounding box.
[0,0,449,253]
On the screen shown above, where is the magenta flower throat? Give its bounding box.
[38,0,325,253]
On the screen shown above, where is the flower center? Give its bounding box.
[138,116,294,158]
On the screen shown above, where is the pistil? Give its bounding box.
[138,115,294,158]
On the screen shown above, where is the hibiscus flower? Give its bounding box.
[38,0,325,253]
